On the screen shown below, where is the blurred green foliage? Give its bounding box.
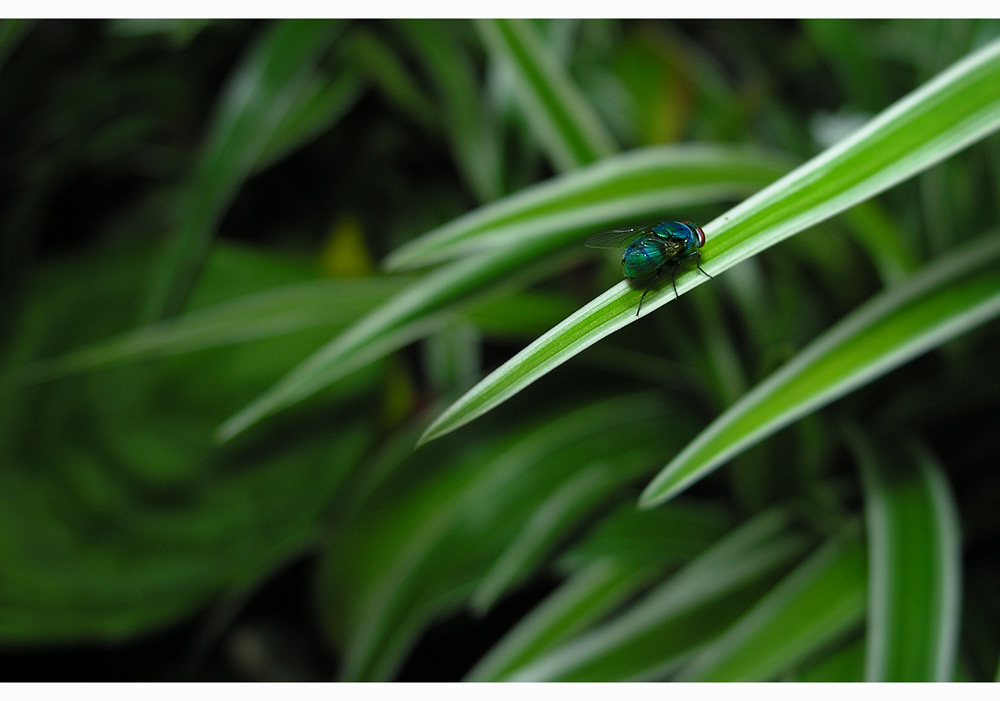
[1,19,999,681]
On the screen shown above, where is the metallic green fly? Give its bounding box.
[586,220,713,316]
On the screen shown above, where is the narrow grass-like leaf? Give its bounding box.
[330,395,670,680]
[558,500,732,570]
[641,232,1000,507]
[7,278,410,388]
[466,559,650,682]
[471,462,619,613]
[795,636,866,682]
[467,502,732,681]
[397,19,503,202]
[222,147,782,440]
[341,27,436,129]
[855,436,962,681]
[505,510,809,681]
[0,241,377,642]
[420,38,1000,446]
[677,526,867,681]
[476,18,617,172]
[385,145,790,269]
[144,20,344,322]
[254,70,363,173]
[218,242,562,442]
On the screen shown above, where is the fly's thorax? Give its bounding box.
[652,221,702,256]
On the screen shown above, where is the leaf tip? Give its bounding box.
[381,245,429,273]
[215,410,254,444]
[414,422,442,449]
[636,490,663,510]
[380,250,408,272]
[638,470,689,509]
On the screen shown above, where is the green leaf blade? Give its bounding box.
[222,146,783,440]
[6,277,410,389]
[857,437,963,681]
[468,501,731,681]
[505,510,810,681]
[144,20,346,322]
[677,526,867,682]
[476,18,617,172]
[385,145,791,270]
[420,38,1000,447]
[641,233,1000,507]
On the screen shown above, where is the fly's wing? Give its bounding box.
[584,227,649,249]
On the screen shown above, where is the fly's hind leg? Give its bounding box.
[636,268,661,316]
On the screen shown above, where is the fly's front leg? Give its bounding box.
[694,250,713,280]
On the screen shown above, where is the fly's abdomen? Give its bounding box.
[622,237,667,277]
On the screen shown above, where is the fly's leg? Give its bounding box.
[636,268,661,316]
[671,259,682,299]
[694,250,713,280]
[672,251,713,300]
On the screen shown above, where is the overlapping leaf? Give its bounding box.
[498,510,810,681]
[420,38,1000,447]
[677,525,866,681]
[220,145,786,441]
[144,19,350,321]
[641,232,1000,506]
[319,394,681,680]
[475,18,617,172]
[0,243,377,641]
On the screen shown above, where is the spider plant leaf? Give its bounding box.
[420,38,1000,447]
[466,502,733,681]
[677,525,867,681]
[854,436,962,681]
[641,232,1000,507]
[385,144,790,270]
[470,463,622,614]
[221,145,783,441]
[7,277,411,389]
[503,510,810,681]
[322,395,672,681]
[143,20,347,322]
[475,18,617,171]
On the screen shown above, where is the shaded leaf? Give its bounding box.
[385,144,790,270]
[677,525,866,681]
[144,20,346,321]
[476,18,617,172]
[855,435,962,681]
[503,510,810,681]
[466,501,732,681]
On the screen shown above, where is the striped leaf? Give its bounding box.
[677,526,867,681]
[220,146,783,441]
[641,233,1000,506]
[420,38,1000,447]
[855,436,962,681]
[476,18,617,171]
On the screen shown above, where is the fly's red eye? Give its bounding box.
[695,225,706,247]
